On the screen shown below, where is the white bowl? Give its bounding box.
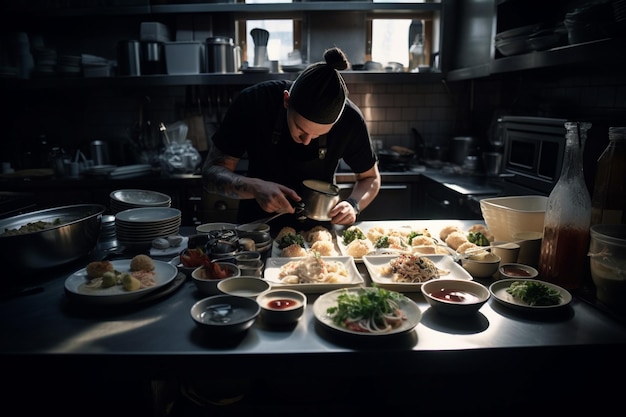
[196,222,237,234]
[217,276,271,298]
[461,252,501,278]
[235,251,262,266]
[422,279,490,316]
[237,259,264,277]
[480,195,547,241]
[256,289,307,325]
[191,262,240,295]
[236,222,270,234]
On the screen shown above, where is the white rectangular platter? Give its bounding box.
[335,222,453,263]
[264,256,363,294]
[362,254,473,293]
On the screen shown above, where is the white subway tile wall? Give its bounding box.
[348,82,457,149]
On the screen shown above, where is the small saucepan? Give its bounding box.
[301,179,340,221]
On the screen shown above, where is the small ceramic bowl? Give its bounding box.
[237,260,264,277]
[217,276,271,298]
[190,295,260,336]
[196,222,237,234]
[256,289,307,325]
[422,279,491,316]
[235,251,262,266]
[191,262,240,295]
[461,252,501,278]
[498,263,539,280]
[236,222,270,234]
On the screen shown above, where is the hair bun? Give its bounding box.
[324,47,349,71]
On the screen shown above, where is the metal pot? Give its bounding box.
[377,148,414,165]
[0,204,105,272]
[301,179,340,221]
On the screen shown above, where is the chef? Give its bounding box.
[202,47,380,233]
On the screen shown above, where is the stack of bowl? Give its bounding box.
[109,189,172,215]
[236,223,273,258]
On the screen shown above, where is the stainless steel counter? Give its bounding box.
[2,220,624,414]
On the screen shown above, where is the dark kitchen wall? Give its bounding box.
[3,67,623,173]
[0,80,461,171]
[464,65,626,194]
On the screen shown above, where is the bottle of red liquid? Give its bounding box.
[538,121,592,291]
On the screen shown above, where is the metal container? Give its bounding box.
[140,41,165,75]
[482,152,503,176]
[90,140,110,166]
[206,36,235,73]
[117,40,141,75]
[301,179,340,221]
[451,136,476,166]
[0,204,105,272]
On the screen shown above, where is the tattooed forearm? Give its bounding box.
[203,165,250,199]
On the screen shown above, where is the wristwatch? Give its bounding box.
[345,197,360,216]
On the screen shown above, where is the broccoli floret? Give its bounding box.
[407,231,423,245]
[342,226,366,246]
[277,233,305,249]
[468,231,490,246]
[374,236,390,248]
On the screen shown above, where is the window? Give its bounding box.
[371,19,413,68]
[243,0,295,65]
[237,0,439,71]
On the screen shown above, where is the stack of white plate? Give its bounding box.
[110,189,172,214]
[115,207,181,247]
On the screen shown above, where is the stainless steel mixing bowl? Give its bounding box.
[0,204,105,271]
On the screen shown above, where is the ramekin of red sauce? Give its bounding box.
[498,263,539,279]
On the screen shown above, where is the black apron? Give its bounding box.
[238,108,335,235]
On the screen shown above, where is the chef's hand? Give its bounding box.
[253,180,301,214]
[329,200,358,225]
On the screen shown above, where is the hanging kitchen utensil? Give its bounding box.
[250,28,269,67]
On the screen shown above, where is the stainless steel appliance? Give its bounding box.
[464,116,569,216]
[465,115,609,217]
[500,116,567,195]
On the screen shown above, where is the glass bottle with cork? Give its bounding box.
[590,126,626,226]
[538,121,592,291]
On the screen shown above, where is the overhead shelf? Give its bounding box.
[0,70,443,90]
[2,1,442,18]
[447,37,626,81]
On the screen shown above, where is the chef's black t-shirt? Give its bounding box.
[210,80,376,233]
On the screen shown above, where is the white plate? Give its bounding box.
[489,279,572,311]
[115,207,181,223]
[64,259,178,305]
[362,254,473,293]
[313,287,422,336]
[335,225,447,263]
[264,256,363,293]
[110,189,171,206]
